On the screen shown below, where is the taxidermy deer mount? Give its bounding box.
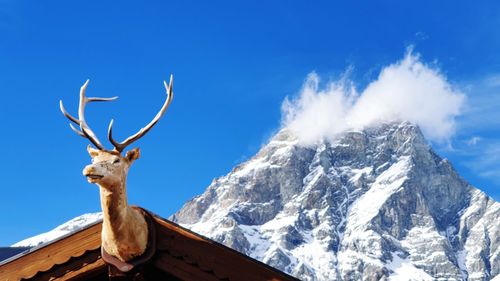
[60,75,173,263]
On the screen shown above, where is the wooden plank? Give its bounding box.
[153,254,221,281]
[28,250,106,281]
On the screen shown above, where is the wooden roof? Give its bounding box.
[0,212,299,281]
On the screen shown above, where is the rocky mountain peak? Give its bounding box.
[173,121,499,281]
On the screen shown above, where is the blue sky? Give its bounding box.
[0,1,499,245]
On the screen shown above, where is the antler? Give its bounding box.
[107,74,174,152]
[60,80,118,150]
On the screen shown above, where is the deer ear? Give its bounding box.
[126,148,140,162]
[87,145,100,158]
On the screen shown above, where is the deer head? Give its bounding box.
[60,76,173,262]
[83,146,139,189]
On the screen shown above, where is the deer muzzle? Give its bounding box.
[83,165,104,181]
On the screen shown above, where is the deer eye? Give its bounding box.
[113,158,121,164]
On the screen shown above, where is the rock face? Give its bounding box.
[172,121,500,281]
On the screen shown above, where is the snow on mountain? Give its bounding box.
[12,213,102,247]
[172,121,500,281]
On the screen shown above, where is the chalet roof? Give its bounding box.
[0,211,299,281]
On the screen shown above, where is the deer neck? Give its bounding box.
[97,177,148,261]
[98,181,129,231]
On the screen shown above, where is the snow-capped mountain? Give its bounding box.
[12,213,102,247]
[172,121,500,281]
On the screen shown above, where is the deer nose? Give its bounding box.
[83,165,95,176]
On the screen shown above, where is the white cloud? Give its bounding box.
[281,72,356,145]
[282,50,466,145]
[466,136,482,146]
